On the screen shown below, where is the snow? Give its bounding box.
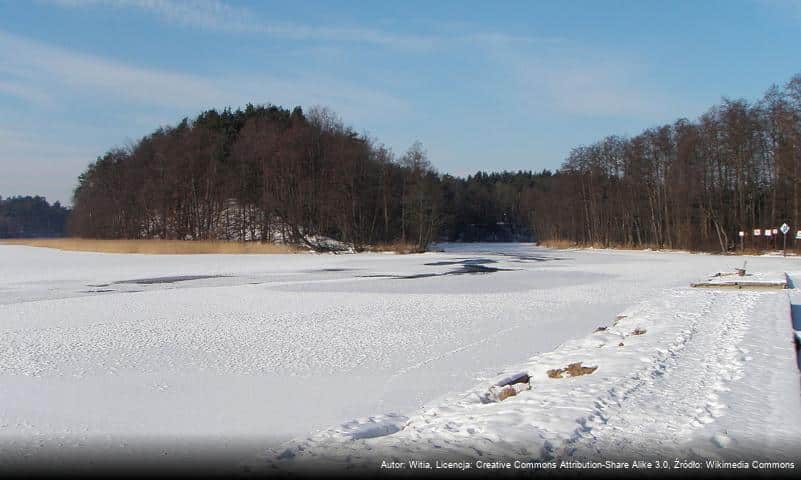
[692,270,788,288]
[1,243,799,473]
[263,285,801,472]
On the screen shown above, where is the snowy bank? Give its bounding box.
[259,275,801,473]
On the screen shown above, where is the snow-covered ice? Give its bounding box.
[1,243,799,473]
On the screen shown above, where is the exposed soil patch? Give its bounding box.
[489,372,532,401]
[631,328,647,336]
[497,385,518,401]
[547,362,598,379]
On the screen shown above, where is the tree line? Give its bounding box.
[532,73,801,252]
[69,105,443,251]
[68,102,544,250]
[0,196,70,238]
[68,72,801,252]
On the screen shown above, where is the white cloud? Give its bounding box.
[44,0,438,49]
[0,29,233,109]
[0,29,409,116]
[47,0,254,32]
[43,0,548,50]
[507,50,682,120]
[545,64,673,118]
[0,80,51,106]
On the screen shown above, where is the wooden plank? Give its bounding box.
[690,282,787,289]
[690,272,788,289]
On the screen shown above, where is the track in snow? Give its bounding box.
[263,282,801,472]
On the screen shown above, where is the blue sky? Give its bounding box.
[1,0,800,204]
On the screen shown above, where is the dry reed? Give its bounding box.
[0,238,299,255]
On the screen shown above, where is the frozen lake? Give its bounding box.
[1,243,799,471]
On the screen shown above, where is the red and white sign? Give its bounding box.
[772,228,778,235]
[738,231,745,237]
[754,229,762,236]
[765,229,773,237]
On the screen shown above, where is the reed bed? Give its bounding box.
[0,238,299,254]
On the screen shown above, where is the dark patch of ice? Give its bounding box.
[424,258,496,266]
[357,264,513,280]
[496,253,571,262]
[114,275,229,285]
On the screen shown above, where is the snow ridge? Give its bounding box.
[258,284,797,472]
[564,289,758,458]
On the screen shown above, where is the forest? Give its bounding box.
[69,104,540,251]
[69,106,444,251]
[0,196,70,238]
[531,73,801,252]
[68,72,801,252]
